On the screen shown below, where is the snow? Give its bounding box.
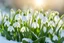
[0,33,19,43]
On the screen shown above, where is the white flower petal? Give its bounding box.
[27,14,32,20]
[32,22,39,28]
[58,20,63,27]
[10,9,15,14]
[20,26,26,32]
[54,15,60,23]
[48,21,55,27]
[43,26,47,33]
[48,28,53,34]
[55,26,60,32]
[53,35,58,41]
[60,30,64,38]
[4,21,11,27]
[13,22,20,28]
[45,37,53,43]
[37,13,43,19]
[8,26,14,32]
[15,14,21,20]
[21,16,27,21]
[62,41,64,43]
[41,16,48,24]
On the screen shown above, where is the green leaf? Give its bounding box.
[33,37,45,43]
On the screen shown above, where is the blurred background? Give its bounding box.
[0,0,64,14]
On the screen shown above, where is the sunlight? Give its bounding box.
[35,0,43,7]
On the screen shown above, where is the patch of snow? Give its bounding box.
[0,33,19,43]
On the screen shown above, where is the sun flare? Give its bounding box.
[35,0,43,6]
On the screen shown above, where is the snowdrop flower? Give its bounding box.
[4,17,7,23]
[32,22,39,28]
[52,13,55,17]
[52,11,59,16]
[21,42,22,43]
[22,38,33,43]
[45,11,49,15]
[15,14,21,21]
[8,26,14,32]
[41,16,48,24]
[2,12,6,18]
[21,16,27,22]
[45,37,53,43]
[20,26,26,32]
[13,22,20,28]
[36,13,43,22]
[4,21,11,27]
[58,20,63,27]
[3,14,9,23]
[29,17,32,25]
[37,13,43,20]
[10,9,15,14]
[43,26,47,33]
[48,28,53,34]
[10,9,15,19]
[34,11,38,16]
[45,10,51,17]
[62,41,64,43]
[27,14,32,20]
[53,35,58,41]
[60,30,64,38]
[54,15,60,24]
[29,8,34,14]
[48,21,55,27]
[55,26,60,32]
[26,9,30,14]
[21,12,24,16]
[2,12,9,19]
[5,14,9,18]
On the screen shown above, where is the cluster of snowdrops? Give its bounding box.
[0,9,64,43]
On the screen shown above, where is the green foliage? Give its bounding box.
[0,9,64,43]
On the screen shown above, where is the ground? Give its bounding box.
[0,33,18,43]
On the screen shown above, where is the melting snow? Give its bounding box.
[0,33,19,43]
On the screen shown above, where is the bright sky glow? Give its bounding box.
[35,0,43,6]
